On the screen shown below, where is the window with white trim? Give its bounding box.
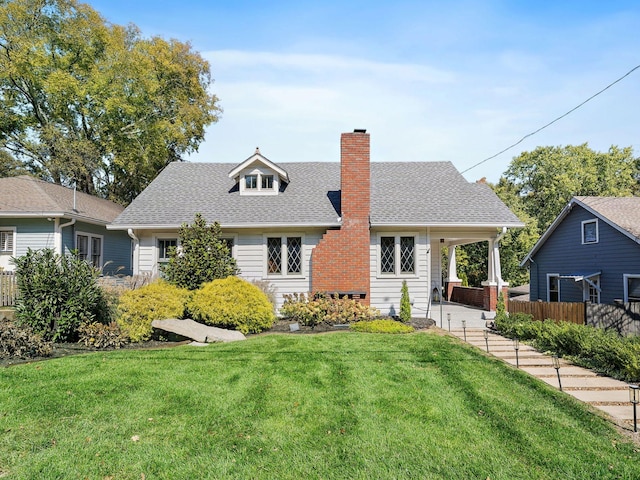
[547,274,560,302]
[379,235,416,276]
[266,236,303,276]
[240,169,279,195]
[0,229,14,254]
[77,233,103,268]
[158,238,178,264]
[582,219,598,244]
[624,274,640,302]
[245,174,258,190]
[583,276,600,303]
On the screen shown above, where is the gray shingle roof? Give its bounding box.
[576,196,640,239]
[0,175,124,224]
[111,161,522,228]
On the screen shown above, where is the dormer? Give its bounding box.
[228,148,289,196]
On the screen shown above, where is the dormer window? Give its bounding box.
[262,175,273,189]
[246,175,258,189]
[229,148,289,197]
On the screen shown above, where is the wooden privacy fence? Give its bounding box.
[0,271,17,307]
[507,300,585,325]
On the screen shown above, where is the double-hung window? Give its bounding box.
[158,238,178,264]
[582,219,598,244]
[624,275,640,302]
[266,236,302,276]
[548,274,560,302]
[379,235,416,276]
[0,229,14,254]
[77,233,102,268]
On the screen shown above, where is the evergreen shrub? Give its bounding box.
[187,277,275,334]
[13,248,109,342]
[400,281,411,322]
[117,280,189,342]
[350,319,414,334]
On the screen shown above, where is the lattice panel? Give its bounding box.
[400,237,415,273]
[267,237,282,274]
[287,237,302,274]
[380,237,395,274]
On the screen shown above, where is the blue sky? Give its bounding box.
[88,0,640,181]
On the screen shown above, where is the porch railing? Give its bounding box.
[0,271,18,307]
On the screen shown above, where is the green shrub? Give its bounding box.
[280,293,380,328]
[494,313,640,382]
[400,281,411,322]
[117,280,189,342]
[0,317,53,359]
[187,277,275,334]
[350,319,414,334]
[13,248,110,342]
[78,322,128,349]
[161,213,239,290]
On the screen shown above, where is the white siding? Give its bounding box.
[369,229,431,317]
[133,228,323,311]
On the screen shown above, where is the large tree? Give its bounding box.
[0,0,220,203]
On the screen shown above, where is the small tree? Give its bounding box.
[400,280,411,322]
[162,213,239,290]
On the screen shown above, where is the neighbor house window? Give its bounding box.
[158,238,178,263]
[547,274,560,302]
[582,219,598,244]
[0,229,14,254]
[379,235,416,276]
[624,275,640,302]
[584,277,600,303]
[77,233,102,268]
[266,236,303,275]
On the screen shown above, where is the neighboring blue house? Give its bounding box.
[0,176,132,275]
[521,196,640,304]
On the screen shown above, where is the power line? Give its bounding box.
[461,64,640,175]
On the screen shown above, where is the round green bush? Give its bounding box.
[187,277,275,334]
[350,319,414,334]
[117,280,189,342]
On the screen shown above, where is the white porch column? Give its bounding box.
[486,238,496,284]
[447,245,462,282]
[493,238,505,291]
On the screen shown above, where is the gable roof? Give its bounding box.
[0,175,124,225]
[228,148,290,182]
[110,161,522,230]
[521,196,640,266]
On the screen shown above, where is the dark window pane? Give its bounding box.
[381,237,395,274]
[287,237,302,274]
[400,237,415,274]
[267,237,282,274]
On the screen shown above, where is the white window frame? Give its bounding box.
[377,233,418,278]
[76,231,103,268]
[220,234,238,259]
[581,219,599,245]
[0,227,16,255]
[156,237,179,264]
[583,276,600,303]
[623,274,640,302]
[264,234,305,278]
[240,167,279,196]
[547,273,560,302]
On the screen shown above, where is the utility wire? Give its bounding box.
[461,64,640,175]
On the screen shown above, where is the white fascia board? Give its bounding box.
[108,222,342,231]
[520,200,575,267]
[371,222,524,228]
[228,154,289,182]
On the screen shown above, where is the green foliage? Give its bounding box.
[161,213,238,290]
[280,292,380,328]
[0,0,220,204]
[117,280,188,342]
[78,321,127,349]
[13,248,109,342]
[0,317,53,359]
[350,319,414,334]
[399,280,411,322]
[495,313,640,382]
[496,291,506,317]
[187,277,275,334]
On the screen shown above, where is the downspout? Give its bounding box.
[56,218,76,255]
[128,228,139,276]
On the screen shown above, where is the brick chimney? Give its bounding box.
[311,130,371,303]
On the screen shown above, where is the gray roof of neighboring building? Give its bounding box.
[110,161,523,229]
[0,175,124,224]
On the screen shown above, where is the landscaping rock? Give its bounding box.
[151,319,246,343]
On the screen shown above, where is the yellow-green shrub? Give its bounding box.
[117,280,189,342]
[350,319,414,334]
[187,277,275,334]
[280,292,380,328]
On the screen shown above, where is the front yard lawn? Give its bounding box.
[1,332,638,479]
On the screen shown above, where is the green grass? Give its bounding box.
[1,332,638,479]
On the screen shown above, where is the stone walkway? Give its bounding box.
[448,327,638,432]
